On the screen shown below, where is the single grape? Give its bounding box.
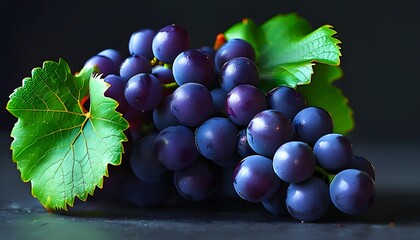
[236,128,256,158]
[348,156,376,181]
[153,94,178,131]
[210,88,227,116]
[97,49,123,66]
[84,55,119,76]
[128,28,156,60]
[329,169,375,215]
[233,155,281,202]
[174,159,218,202]
[124,73,163,112]
[286,176,330,222]
[261,181,289,216]
[273,141,316,183]
[195,117,238,161]
[153,125,199,171]
[152,24,190,63]
[214,38,255,72]
[225,84,267,126]
[103,74,128,113]
[292,106,334,145]
[267,86,306,119]
[119,55,152,80]
[247,110,294,157]
[313,133,353,170]
[219,57,259,92]
[170,82,213,127]
[129,133,168,183]
[172,49,215,86]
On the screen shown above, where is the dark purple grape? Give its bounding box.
[124,73,163,112]
[153,125,199,171]
[174,159,218,202]
[195,117,238,161]
[236,128,256,158]
[103,74,128,113]
[119,55,152,80]
[247,110,294,157]
[292,106,333,145]
[172,49,215,86]
[273,141,316,183]
[170,82,213,127]
[220,57,259,92]
[97,49,123,66]
[215,38,255,72]
[267,86,306,119]
[348,156,376,181]
[128,28,156,60]
[225,84,267,126]
[129,132,168,183]
[330,169,375,215]
[313,133,353,170]
[153,94,178,131]
[84,55,119,76]
[152,24,190,63]
[286,176,330,222]
[233,155,281,202]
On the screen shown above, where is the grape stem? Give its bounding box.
[163,82,178,89]
[314,165,335,184]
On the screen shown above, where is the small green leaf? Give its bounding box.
[223,13,342,88]
[6,59,129,210]
[298,65,354,134]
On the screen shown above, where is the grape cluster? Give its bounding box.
[85,24,376,222]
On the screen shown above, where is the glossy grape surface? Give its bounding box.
[330,169,375,215]
[152,24,190,63]
[313,133,353,170]
[124,73,163,112]
[128,28,156,59]
[247,110,294,157]
[233,155,281,202]
[225,84,267,126]
[172,49,215,86]
[170,82,213,127]
[195,117,238,161]
[153,125,199,171]
[273,141,316,183]
[293,107,333,145]
[286,176,330,222]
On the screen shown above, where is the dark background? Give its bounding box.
[1,0,419,143]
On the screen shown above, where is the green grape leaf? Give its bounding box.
[6,59,129,210]
[298,65,354,134]
[223,13,342,88]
